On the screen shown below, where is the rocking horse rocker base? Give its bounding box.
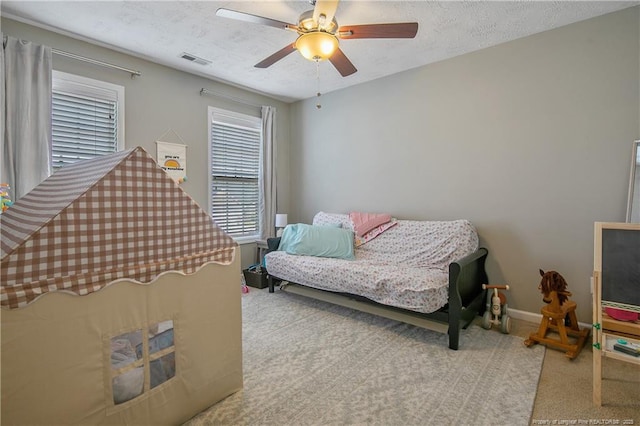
[524,300,589,359]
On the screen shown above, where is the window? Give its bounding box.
[209,107,261,240]
[51,71,124,169]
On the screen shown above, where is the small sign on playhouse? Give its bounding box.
[156,141,187,184]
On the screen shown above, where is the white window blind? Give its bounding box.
[210,108,261,239]
[51,71,124,169]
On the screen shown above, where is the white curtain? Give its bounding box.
[259,105,277,240]
[1,35,52,200]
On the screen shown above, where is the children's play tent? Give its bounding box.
[1,147,242,425]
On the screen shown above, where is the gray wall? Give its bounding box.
[2,17,292,269]
[289,7,640,321]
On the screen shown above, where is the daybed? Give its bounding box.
[1,147,242,425]
[265,212,488,350]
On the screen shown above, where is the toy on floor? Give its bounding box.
[240,273,249,294]
[481,284,511,334]
[524,269,589,359]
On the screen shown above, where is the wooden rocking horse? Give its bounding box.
[524,269,589,359]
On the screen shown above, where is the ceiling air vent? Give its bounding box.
[179,52,211,66]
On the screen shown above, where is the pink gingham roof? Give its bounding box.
[1,147,237,309]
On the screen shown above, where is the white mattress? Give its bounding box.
[265,217,479,314]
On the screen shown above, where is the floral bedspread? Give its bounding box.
[264,213,479,314]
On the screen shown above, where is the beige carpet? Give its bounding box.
[185,288,544,425]
[511,320,639,424]
[186,288,638,425]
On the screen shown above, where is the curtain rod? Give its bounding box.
[200,88,265,108]
[52,48,141,78]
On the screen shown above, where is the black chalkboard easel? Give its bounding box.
[601,228,640,308]
[592,222,640,406]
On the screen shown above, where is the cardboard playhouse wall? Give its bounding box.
[1,147,242,425]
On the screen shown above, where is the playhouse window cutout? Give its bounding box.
[111,330,144,404]
[143,320,176,389]
[151,352,176,389]
[109,321,175,405]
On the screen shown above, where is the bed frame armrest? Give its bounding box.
[446,247,489,350]
[265,237,281,294]
[449,247,489,307]
[266,237,280,253]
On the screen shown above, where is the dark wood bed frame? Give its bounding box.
[265,238,488,350]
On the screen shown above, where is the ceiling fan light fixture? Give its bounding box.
[296,31,339,61]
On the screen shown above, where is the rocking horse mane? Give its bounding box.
[538,269,570,305]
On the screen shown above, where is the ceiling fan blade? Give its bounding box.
[216,8,298,31]
[313,0,339,30]
[329,48,357,77]
[338,22,418,39]
[255,44,297,68]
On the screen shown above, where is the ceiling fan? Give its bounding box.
[216,0,418,77]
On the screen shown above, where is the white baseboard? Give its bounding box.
[507,307,593,330]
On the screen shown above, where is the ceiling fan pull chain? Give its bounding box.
[316,60,322,109]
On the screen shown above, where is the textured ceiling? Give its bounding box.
[2,1,638,102]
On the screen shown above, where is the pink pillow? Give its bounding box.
[355,220,397,247]
[349,212,392,237]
